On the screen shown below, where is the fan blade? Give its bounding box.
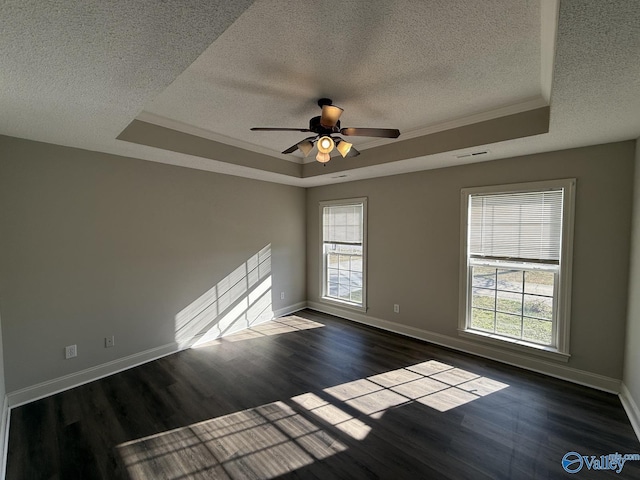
[320,105,343,128]
[281,136,317,155]
[251,127,311,132]
[281,143,301,154]
[340,127,400,138]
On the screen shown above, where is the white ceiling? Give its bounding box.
[1,0,639,187]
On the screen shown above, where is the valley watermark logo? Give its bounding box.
[562,451,640,474]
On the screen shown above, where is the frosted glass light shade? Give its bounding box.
[316,152,331,163]
[298,140,314,157]
[336,140,353,158]
[320,105,343,127]
[317,136,335,154]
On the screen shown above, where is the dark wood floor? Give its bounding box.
[6,309,640,479]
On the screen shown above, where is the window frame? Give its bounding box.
[458,179,576,361]
[319,198,368,312]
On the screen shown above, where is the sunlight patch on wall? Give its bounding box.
[174,245,274,349]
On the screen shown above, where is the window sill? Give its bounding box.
[320,296,366,313]
[458,329,571,363]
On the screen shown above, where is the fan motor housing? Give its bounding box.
[309,116,340,135]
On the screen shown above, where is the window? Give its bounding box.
[320,199,367,310]
[459,180,575,359]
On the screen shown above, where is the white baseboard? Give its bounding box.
[273,302,307,318]
[307,302,622,394]
[7,343,178,408]
[0,395,9,480]
[6,302,309,409]
[620,383,640,442]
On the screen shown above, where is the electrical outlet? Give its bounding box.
[105,336,115,348]
[280,292,285,300]
[65,344,77,359]
[394,304,400,313]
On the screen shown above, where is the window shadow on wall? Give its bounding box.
[174,245,273,349]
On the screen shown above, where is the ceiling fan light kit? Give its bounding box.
[251,98,400,164]
[320,104,343,128]
[317,136,335,154]
[315,152,331,163]
[336,140,353,158]
[297,139,314,157]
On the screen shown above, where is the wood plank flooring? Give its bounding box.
[6,310,640,479]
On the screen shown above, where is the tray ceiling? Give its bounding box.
[1,1,640,186]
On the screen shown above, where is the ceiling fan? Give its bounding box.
[251,98,401,164]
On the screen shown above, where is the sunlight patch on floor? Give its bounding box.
[118,358,508,479]
[118,401,346,480]
[325,360,509,413]
[292,392,372,440]
[193,315,324,348]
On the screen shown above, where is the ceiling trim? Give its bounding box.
[117,120,302,178]
[136,110,298,162]
[302,106,550,178]
[139,96,550,167]
[119,106,549,180]
[345,96,549,155]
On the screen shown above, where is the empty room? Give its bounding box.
[1,0,640,478]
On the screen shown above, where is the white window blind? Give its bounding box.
[469,190,564,263]
[323,204,363,245]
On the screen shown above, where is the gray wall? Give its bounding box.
[0,312,4,472]
[307,141,635,380]
[0,313,4,401]
[624,138,640,408]
[0,136,306,392]
[0,134,635,396]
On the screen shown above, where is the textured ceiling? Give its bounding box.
[1,0,639,187]
[141,0,542,158]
